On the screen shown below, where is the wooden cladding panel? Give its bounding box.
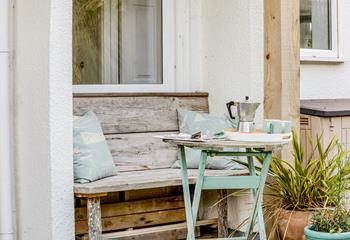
[73,96,209,134]
[106,132,178,172]
[342,117,350,129]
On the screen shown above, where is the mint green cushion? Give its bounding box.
[177,109,236,136]
[172,109,243,170]
[73,111,117,183]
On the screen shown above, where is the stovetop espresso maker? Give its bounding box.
[226,96,260,133]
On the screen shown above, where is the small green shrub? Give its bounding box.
[311,208,350,233]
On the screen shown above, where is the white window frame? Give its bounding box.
[73,0,176,93]
[300,0,340,62]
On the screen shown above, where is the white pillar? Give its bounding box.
[0,0,14,239]
[14,0,74,239]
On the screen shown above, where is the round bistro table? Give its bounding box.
[163,139,288,240]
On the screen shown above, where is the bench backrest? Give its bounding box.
[73,93,209,172]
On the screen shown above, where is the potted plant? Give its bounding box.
[304,146,350,240]
[236,130,350,240]
[304,208,350,240]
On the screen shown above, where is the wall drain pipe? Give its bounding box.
[0,0,14,240]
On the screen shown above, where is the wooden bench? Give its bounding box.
[73,93,248,240]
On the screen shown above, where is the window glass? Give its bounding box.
[73,0,163,85]
[300,0,331,50]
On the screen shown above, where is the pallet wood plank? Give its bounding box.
[76,208,186,234]
[73,92,209,98]
[74,169,249,194]
[217,189,228,237]
[73,96,209,134]
[103,227,200,240]
[75,195,185,221]
[101,219,217,240]
[106,132,178,172]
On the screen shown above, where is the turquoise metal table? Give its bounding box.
[164,139,287,240]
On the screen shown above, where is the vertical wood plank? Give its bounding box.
[264,0,300,126]
[217,189,228,238]
[264,0,300,159]
[347,129,350,150]
[87,197,102,240]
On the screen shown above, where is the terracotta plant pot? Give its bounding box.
[277,209,313,240]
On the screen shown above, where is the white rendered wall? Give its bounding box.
[201,0,264,126]
[301,0,350,100]
[14,0,74,239]
[200,0,264,231]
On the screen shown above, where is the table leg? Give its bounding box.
[248,155,266,239]
[246,152,272,240]
[191,150,208,225]
[179,146,196,240]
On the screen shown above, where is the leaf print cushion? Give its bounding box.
[73,111,117,183]
[172,109,244,170]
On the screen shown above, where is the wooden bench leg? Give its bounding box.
[217,189,228,238]
[75,193,107,240]
[87,197,102,240]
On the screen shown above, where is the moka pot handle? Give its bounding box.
[226,101,236,120]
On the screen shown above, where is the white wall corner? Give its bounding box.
[14,0,74,239]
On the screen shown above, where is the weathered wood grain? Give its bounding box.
[101,219,217,240]
[73,92,209,98]
[264,0,300,125]
[74,168,249,194]
[217,189,228,238]
[264,0,300,160]
[73,96,209,134]
[87,197,102,240]
[102,226,199,240]
[75,208,186,234]
[106,132,178,172]
[163,139,288,150]
[75,195,185,221]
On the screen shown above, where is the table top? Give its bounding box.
[163,139,288,150]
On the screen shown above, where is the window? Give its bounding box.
[300,0,339,61]
[73,0,175,92]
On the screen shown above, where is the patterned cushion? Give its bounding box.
[172,109,244,170]
[177,108,236,136]
[73,111,117,183]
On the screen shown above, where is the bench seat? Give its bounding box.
[74,168,249,194]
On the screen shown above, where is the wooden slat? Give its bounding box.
[74,168,249,194]
[73,92,209,98]
[75,195,184,221]
[103,226,199,240]
[75,208,186,234]
[73,96,209,134]
[106,132,178,172]
[101,219,217,240]
[342,117,350,129]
